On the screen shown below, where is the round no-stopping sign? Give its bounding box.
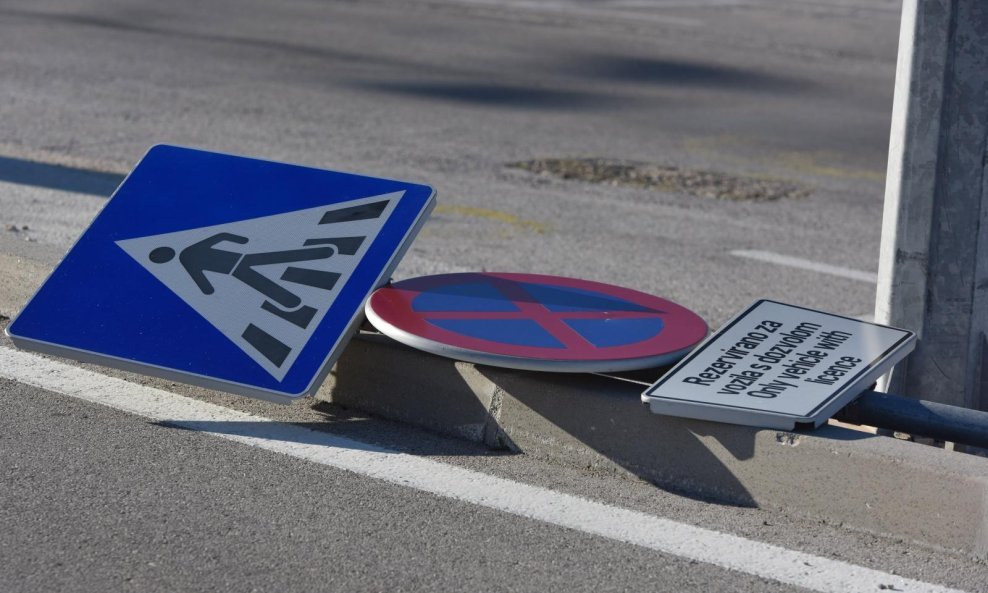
[365,272,708,372]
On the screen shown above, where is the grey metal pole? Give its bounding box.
[836,391,988,450]
[875,0,988,410]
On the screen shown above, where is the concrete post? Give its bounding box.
[875,0,988,410]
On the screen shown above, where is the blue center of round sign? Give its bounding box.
[410,280,665,350]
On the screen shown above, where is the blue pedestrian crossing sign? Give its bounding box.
[6,145,436,403]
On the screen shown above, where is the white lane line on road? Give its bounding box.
[0,346,965,593]
[731,250,878,283]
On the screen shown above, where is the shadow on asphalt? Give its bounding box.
[0,155,123,197]
[352,53,805,112]
[354,80,631,111]
[566,55,810,93]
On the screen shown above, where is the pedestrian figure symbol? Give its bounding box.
[115,193,402,380]
[147,232,340,322]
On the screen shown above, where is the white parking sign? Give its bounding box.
[641,300,916,430]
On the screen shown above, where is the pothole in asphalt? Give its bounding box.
[508,158,811,202]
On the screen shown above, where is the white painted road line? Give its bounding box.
[0,346,966,593]
[731,249,879,283]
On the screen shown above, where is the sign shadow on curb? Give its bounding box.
[474,367,760,507]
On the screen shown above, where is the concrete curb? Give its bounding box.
[321,332,988,559]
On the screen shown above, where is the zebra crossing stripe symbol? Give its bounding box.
[117,192,400,380]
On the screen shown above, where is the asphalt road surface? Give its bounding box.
[0,0,903,324]
[4,1,986,592]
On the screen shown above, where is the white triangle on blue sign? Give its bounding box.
[116,192,401,381]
